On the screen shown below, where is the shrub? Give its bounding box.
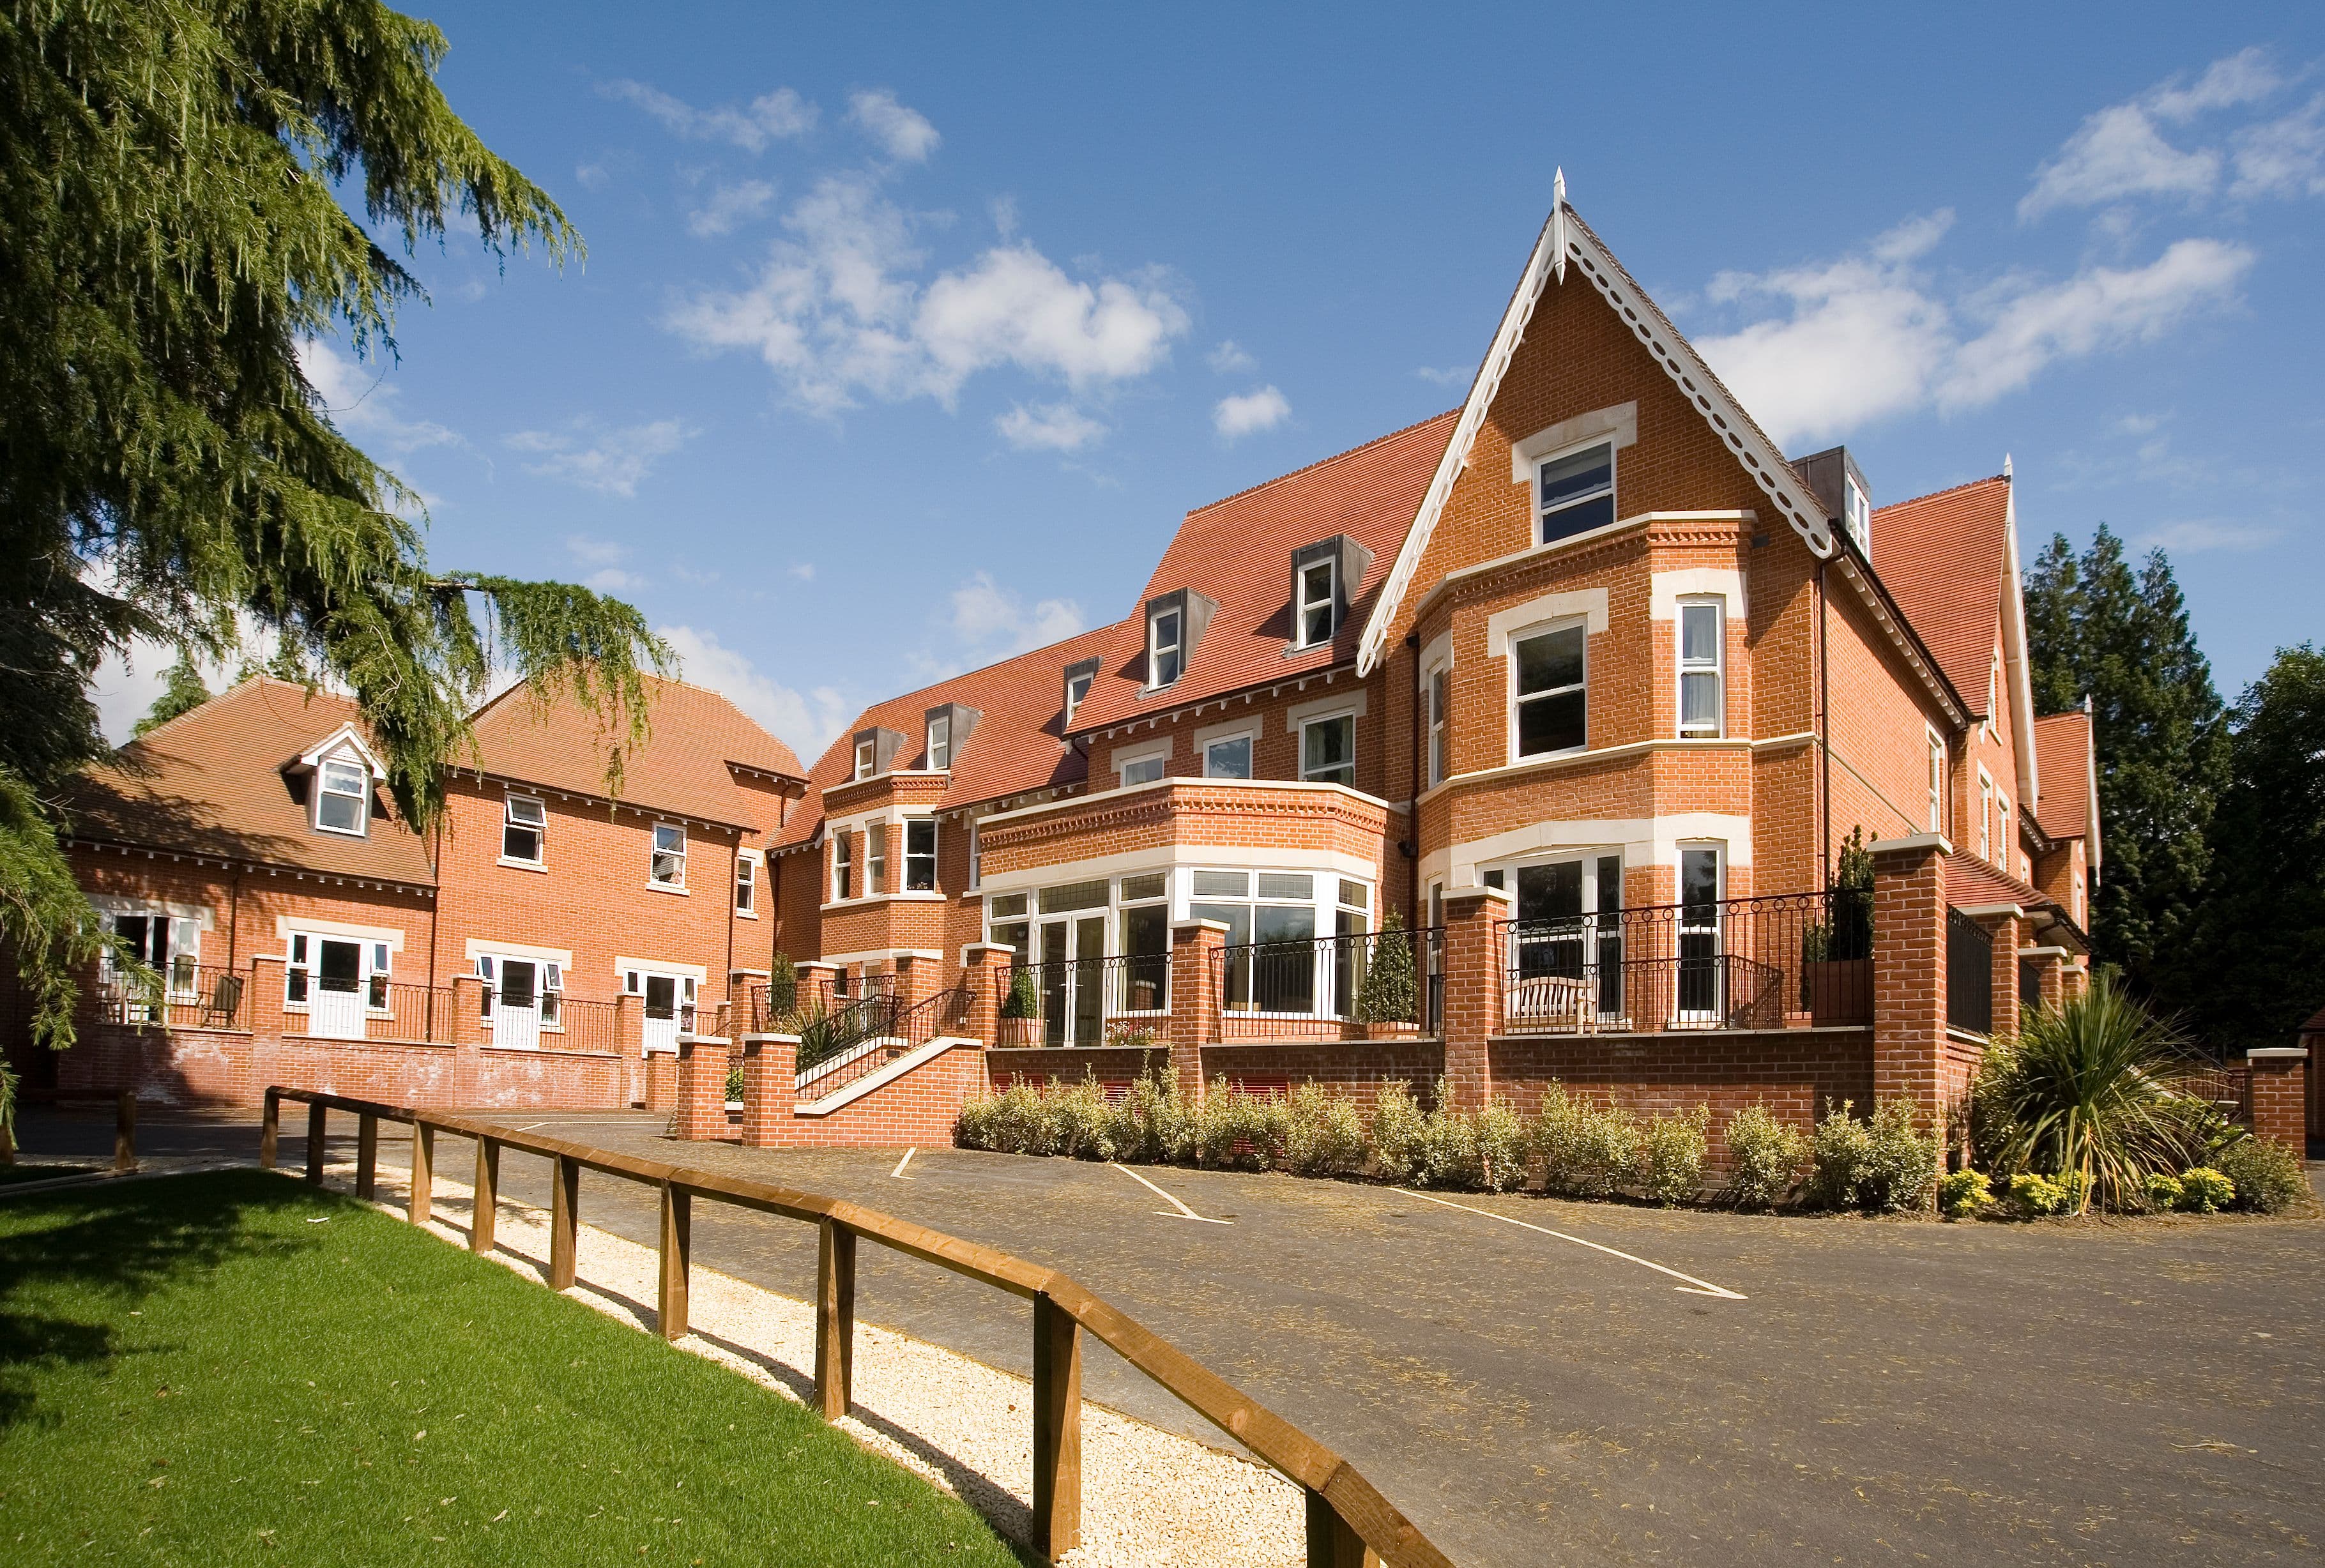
[2213,1136,2309,1215]
[1810,1099,1939,1214]
[1355,911,1418,1025]
[1473,1097,1527,1193]
[956,1087,1007,1151]
[2178,1166,2235,1214]
[2008,1172,2073,1217]
[987,1079,1055,1155]
[1937,1168,1992,1218]
[1638,1105,1710,1206]
[1195,1077,1283,1171]
[1412,1100,1481,1190]
[2144,1172,2185,1213]
[1281,1082,1368,1178]
[724,1062,745,1103]
[1532,1084,1641,1199]
[764,952,798,1019]
[1107,1069,1193,1164]
[1368,1081,1428,1181]
[1048,1074,1117,1161]
[1000,967,1040,1021]
[1723,1103,1811,1210]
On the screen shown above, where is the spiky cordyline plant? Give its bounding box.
[1978,976,2223,1212]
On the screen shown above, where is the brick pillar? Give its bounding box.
[960,943,1013,1044]
[1439,885,1511,1113]
[740,1034,798,1148]
[615,994,644,1104]
[2248,1049,2308,1152]
[1870,832,1949,1113]
[2061,963,2090,1001]
[642,1052,677,1111]
[799,962,840,1012]
[673,1037,731,1141]
[248,955,286,1097]
[895,954,938,1013]
[1168,920,1226,1103]
[2020,947,2066,1010]
[450,974,489,1102]
[1979,913,2022,1032]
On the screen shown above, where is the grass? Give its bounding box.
[0,1170,1022,1565]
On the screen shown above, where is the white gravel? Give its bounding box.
[342,1157,1306,1567]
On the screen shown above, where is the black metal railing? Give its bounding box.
[1498,890,1873,1035]
[1947,908,1993,1035]
[1005,950,1173,1047]
[89,963,248,1032]
[747,970,899,1034]
[1211,925,1444,1042]
[794,984,977,1102]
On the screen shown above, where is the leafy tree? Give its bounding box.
[2023,526,2229,1010]
[2188,646,2325,1051]
[133,653,213,737]
[0,1,668,1109]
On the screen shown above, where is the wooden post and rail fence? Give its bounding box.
[261,1085,1449,1568]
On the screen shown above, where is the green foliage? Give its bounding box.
[2143,1172,2185,1213]
[1531,1083,1642,1199]
[765,952,798,1018]
[1637,1105,1711,1206]
[1111,1069,1196,1164]
[1803,826,1876,974]
[1000,966,1041,1021]
[1722,1102,1811,1209]
[1938,1168,1993,1218]
[2024,528,2229,1013]
[723,1062,744,1103]
[1355,910,1418,1024]
[1194,1077,1283,1171]
[1367,1081,1428,1182]
[0,0,669,1056]
[132,651,211,736]
[2177,1166,2235,1214]
[1810,1099,1939,1214]
[1281,1081,1368,1177]
[1471,1097,1528,1194]
[1046,1074,1116,1161]
[2008,1172,2073,1217]
[1975,977,2222,1210]
[2213,1136,2309,1215]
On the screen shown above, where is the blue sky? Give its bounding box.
[94,3,2325,755]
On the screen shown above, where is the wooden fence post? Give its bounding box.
[471,1138,499,1254]
[260,1089,279,1170]
[658,1182,691,1341]
[409,1125,434,1225]
[1305,1489,1372,1567]
[1032,1291,1083,1557]
[114,1092,137,1175]
[304,1102,326,1185]
[815,1219,855,1420]
[549,1153,580,1290]
[355,1113,378,1199]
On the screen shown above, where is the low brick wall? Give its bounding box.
[1200,1039,1445,1097]
[987,1046,1168,1092]
[56,1024,255,1106]
[753,1041,990,1148]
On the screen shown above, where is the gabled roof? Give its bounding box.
[1357,183,1841,676]
[63,677,436,887]
[2032,708,2100,870]
[772,623,1122,853]
[1067,412,1460,733]
[465,674,804,833]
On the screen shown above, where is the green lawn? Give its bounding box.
[0,1170,1023,1565]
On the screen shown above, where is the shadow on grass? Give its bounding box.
[0,1173,325,1430]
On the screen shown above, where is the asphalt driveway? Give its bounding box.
[15,1104,2324,1567]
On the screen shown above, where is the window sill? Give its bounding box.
[645,881,690,896]
[735,909,759,920]
[314,825,369,840]
[497,856,549,874]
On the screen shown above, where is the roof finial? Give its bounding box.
[1550,167,1569,284]
[2002,452,2013,480]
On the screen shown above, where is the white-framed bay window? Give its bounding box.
[1498,851,1626,1023]
[867,821,888,894]
[1427,662,1449,787]
[1677,598,1723,738]
[904,818,938,892]
[1675,844,1725,1022]
[832,830,854,901]
[1511,620,1587,759]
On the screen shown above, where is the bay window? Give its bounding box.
[1513,622,1586,758]
[832,830,853,900]
[1677,599,1723,738]
[1301,712,1355,787]
[904,819,937,892]
[1428,664,1449,787]
[867,821,888,893]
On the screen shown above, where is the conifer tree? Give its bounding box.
[132,653,213,736]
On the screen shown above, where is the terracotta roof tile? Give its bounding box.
[1067,411,1460,731]
[2032,710,2094,841]
[1871,475,2011,710]
[1945,855,2045,911]
[63,678,436,886]
[465,674,804,832]
[772,623,1124,852]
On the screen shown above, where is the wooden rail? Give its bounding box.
[260,1086,1449,1568]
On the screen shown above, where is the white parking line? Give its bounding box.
[1109,1162,1231,1225]
[891,1148,917,1180]
[1390,1188,1746,1300]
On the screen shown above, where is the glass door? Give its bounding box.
[1071,914,1106,1045]
[1039,918,1108,1044]
[310,939,367,1039]
[495,958,544,1049]
[1039,921,1070,1044]
[1676,849,1723,1022]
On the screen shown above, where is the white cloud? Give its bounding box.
[660,625,848,754]
[2020,48,2289,218]
[584,567,648,593]
[996,401,1107,452]
[1694,215,2250,448]
[666,174,1188,415]
[950,571,1083,656]
[297,339,464,455]
[788,562,816,581]
[506,419,690,498]
[566,535,630,568]
[689,179,777,238]
[1207,339,1256,374]
[600,80,816,153]
[2133,519,2281,553]
[848,89,940,162]
[1415,365,1470,387]
[1213,385,1292,441]
[2232,94,2325,199]
[575,162,609,190]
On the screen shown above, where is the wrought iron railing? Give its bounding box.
[1498,890,1873,1035]
[89,963,248,1031]
[1947,908,1993,1035]
[793,984,976,1102]
[1210,925,1444,1043]
[747,970,899,1034]
[1005,950,1173,1047]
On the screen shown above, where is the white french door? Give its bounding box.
[627,968,698,1053]
[307,939,367,1039]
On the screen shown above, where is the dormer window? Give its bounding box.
[927,712,951,770]
[1539,443,1615,544]
[1064,658,1097,724]
[854,735,876,780]
[1843,476,1871,554]
[1297,559,1335,646]
[1150,607,1184,687]
[317,759,369,836]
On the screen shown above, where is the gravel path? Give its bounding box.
[341,1156,1306,1568]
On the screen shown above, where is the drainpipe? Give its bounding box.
[1817,558,1832,890]
[1405,631,1423,924]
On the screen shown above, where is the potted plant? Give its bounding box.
[1801,827,1874,1024]
[1355,912,1418,1039]
[997,965,1041,1047]
[763,951,798,1029]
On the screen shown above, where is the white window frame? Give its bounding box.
[1986,655,2001,740]
[1674,842,1727,1023]
[1299,710,1356,787]
[1997,796,2011,868]
[1148,607,1184,689]
[854,735,876,780]
[1296,558,1336,648]
[501,791,546,867]
[650,822,688,890]
[1676,597,1724,739]
[966,818,982,891]
[1536,439,1616,544]
[735,849,760,917]
[832,830,854,902]
[1843,475,1870,552]
[1925,728,1946,834]
[927,712,952,770]
[867,820,888,894]
[1427,661,1449,788]
[315,756,370,837]
[1065,668,1093,723]
[1202,729,1255,780]
[904,818,938,892]
[1978,770,1994,863]
[1115,740,1169,788]
[1508,616,1589,762]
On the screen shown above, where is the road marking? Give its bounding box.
[1109,1162,1231,1225]
[509,1122,548,1134]
[890,1148,917,1180]
[1389,1189,1746,1300]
